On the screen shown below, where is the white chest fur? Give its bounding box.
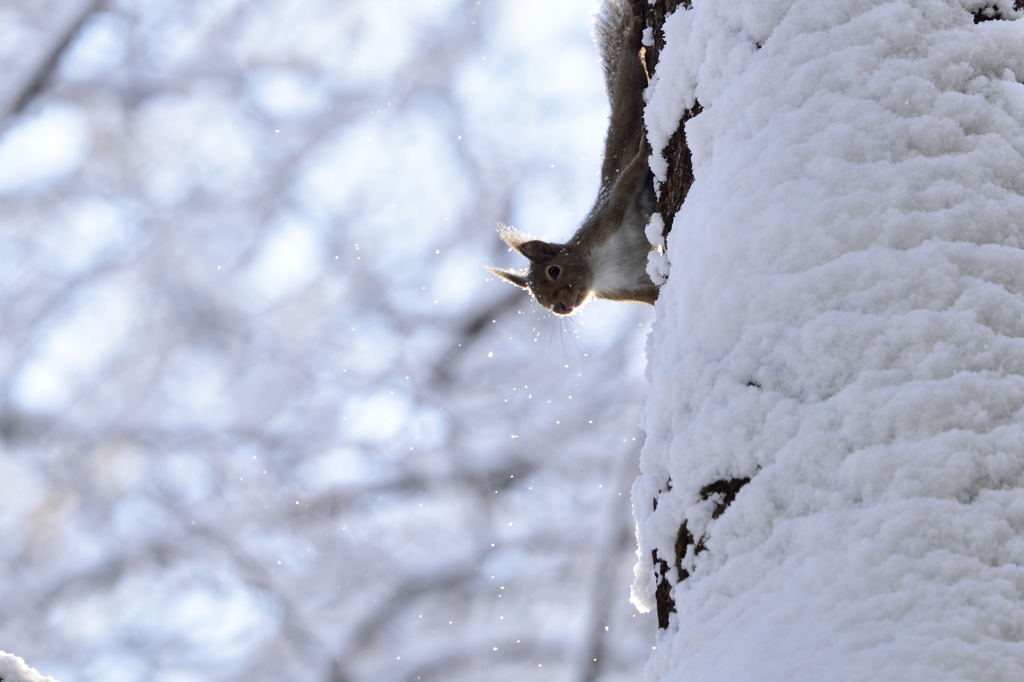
[588,222,653,296]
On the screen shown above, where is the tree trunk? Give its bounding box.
[635,0,1024,678]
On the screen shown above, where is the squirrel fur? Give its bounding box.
[489,0,658,315]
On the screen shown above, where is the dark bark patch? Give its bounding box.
[652,478,752,628]
[673,519,706,580]
[637,0,700,241]
[972,1,1024,22]
[655,102,702,239]
[700,477,751,519]
[653,549,676,629]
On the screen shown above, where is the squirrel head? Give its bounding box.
[488,224,595,315]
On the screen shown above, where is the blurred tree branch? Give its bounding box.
[0,1,657,679]
[0,0,105,128]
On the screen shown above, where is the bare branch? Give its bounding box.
[0,0,105,128]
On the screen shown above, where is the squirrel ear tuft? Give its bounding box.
[496,223,560,264]
[487,266,530,290]
[516,240,560,264]
[496,222,529,248]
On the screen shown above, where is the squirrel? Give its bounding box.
[488,0,658,315]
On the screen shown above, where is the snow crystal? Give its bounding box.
[636,0,1024,679]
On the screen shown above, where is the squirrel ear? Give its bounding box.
[517,240,560,264]
[496,223,560,263]
[488,266,530,290]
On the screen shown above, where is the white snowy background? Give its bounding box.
[0,1,657,680]
[638,0,1024,680]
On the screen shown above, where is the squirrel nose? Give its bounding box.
[552,302,570,315]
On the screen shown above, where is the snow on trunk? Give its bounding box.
[634,0,1024,679]
[0,652,57,682]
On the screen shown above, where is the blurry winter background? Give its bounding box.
[0,0,657,680]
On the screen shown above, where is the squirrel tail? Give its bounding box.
[594,0,631,101]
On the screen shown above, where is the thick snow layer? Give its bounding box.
[636,0,1024,680]
[0,652,57,682]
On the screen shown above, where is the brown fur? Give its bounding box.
[489,0,658,315]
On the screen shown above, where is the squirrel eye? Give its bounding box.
[547,266,560,279]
